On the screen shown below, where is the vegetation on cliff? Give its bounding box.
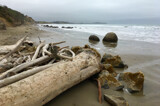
[0,5,35,27]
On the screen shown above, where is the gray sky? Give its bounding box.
[1,0,160,24]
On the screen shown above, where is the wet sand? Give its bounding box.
[1,25,160,106]
[40,27,160,106]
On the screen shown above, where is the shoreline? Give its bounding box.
[38,26,160,106]
[0,25,160,106]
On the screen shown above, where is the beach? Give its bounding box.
[0,25,44,45]
[0,25,160,106]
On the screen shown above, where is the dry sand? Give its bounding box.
[0,25,45,45]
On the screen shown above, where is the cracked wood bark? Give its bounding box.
[0,51,100,106]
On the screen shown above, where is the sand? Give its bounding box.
[0,25,45,45]
[1,25,160,106]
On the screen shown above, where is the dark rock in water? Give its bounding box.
[104,94,129,106]
[43,25,49,27]
[51,26,59,28]
[98,71,124,91]
[103,42,117,48]
[102,64,117,77]
[118,71,144,93]
[103,32,118,42]
[61,26,73,29]
[43,25,59,28]
[89,35,100,42]
[0,20,6,30]
[101,53,128,68]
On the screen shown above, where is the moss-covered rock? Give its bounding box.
[101,53,127,68]
[102,64,117,77]
[118,71,144,93]
[98,71,124,90]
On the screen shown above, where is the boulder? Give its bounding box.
[98,71,124,90]
[101,53,127,68]
[104,94,129,106]
[118,71,144,93]
[89,35,100,42]
[103,32,118,42]
[0,20,6,30]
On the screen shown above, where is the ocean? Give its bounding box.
[39,24,160,44]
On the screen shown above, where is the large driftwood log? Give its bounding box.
[0,50,100,106]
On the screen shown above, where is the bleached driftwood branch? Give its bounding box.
[0,36,27,61]
[0,64,52,88]
[58,48,75,60]
[32,43,45,60]
[0,55,51,80]
[42,44,51,56]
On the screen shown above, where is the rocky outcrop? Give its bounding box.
[0,20,6,30]
[101,53,127,68]
[98,71,124,90]
[89,35,100,42]
[103,32,118,42]
[118,71,144,93]
[104,94,129,106]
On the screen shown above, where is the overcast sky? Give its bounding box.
[1,0,160,24]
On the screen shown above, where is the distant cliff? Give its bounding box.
[0,5,35,27]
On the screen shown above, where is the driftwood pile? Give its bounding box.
[0,36,76,88]
[0,36,101,106]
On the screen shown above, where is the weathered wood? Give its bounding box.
[42,44,51,56]
[96,79,102,104]
[0,64,52,88]
[0,55,51,80]
[0,36,27,61]
[51,41,65,45]
[58,48,75,60]
[0,51,100,106]
[32,43,45,60]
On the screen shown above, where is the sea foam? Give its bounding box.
[41,24,160,44]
